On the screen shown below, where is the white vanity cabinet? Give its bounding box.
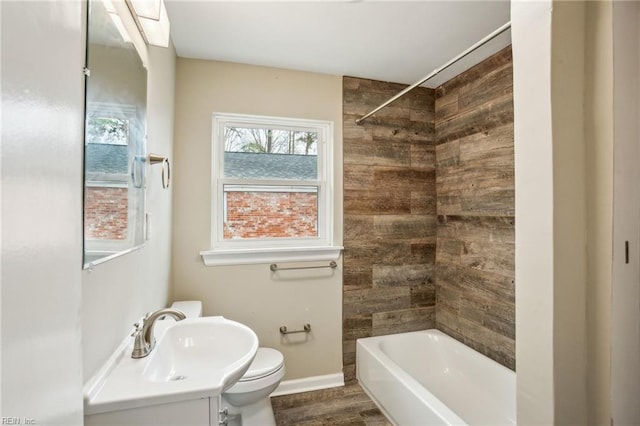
[85,396,224,426]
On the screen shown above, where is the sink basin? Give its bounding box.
[84,316,259,415]
[143,317,258,387]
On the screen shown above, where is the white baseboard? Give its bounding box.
[270,372,345,397]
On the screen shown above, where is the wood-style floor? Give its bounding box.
[271,382,391,426]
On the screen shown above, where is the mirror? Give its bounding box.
[83,0,147,268]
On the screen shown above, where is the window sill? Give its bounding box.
[200,246,343,267]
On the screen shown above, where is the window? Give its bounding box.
[201,113,340,266]
[84,102,145,256]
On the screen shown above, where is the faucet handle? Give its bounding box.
[131,322,142,337]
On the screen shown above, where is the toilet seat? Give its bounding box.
[239,348,284,382]
[225,348,285,395]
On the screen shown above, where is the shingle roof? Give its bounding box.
[85,143,128,174]
[86,147,318,180]
[224,152,317,180]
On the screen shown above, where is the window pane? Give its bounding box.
[223,126,318,180]
[223,185,318,240]
[85,117,130,242]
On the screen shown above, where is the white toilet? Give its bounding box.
[221,347,285,426]
[170,301,285,426]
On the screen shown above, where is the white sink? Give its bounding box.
[143,317,258,385]
[84,316,259,415]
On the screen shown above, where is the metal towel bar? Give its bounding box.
[270,261,337,272]
[279,324,311,335]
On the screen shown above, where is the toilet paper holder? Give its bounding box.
[279,323,311,335]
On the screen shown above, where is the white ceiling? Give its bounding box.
[165,1,511,88]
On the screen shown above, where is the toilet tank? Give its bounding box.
[170,301,202,318]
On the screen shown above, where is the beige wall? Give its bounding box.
[172,59,344,380]
[82,43,177,379]
[610,2,640,422]
[551,1,589,422]
[513,0,614,423]
[87,44,147,116]
[582,2,615,423]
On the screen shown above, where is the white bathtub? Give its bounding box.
[356,329,515,425]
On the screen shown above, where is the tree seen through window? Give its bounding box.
[224,127,318,155]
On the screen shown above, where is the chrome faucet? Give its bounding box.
[131,308,186,358]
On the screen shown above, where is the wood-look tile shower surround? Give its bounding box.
[435,46,515,369]
[342,46,515,379]
[342,77,438,382]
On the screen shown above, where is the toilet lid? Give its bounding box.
[240,348,284,381]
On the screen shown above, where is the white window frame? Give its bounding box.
[200,113,341,266]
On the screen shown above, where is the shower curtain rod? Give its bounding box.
[355,21,512,125]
